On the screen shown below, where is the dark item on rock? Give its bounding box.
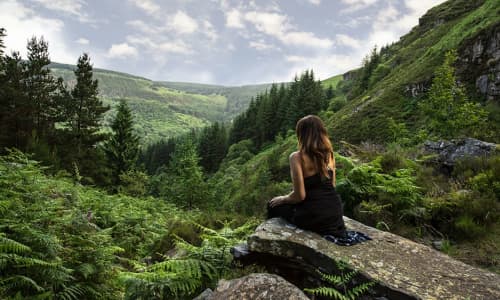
[324,230,372,246]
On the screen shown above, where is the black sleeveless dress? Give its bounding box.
[267,168,347,237]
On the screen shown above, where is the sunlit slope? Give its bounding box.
[51,63,270,144]
[326,0,499,143]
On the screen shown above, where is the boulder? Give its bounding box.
[203,273,309,300]
[242,217,500,300]
[423,138,497,168]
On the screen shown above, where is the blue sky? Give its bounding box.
[1,0,445,85]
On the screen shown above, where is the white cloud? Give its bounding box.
[340,0,378,12]
[126,36,193,55]
[202,20,218,42]
[335,34,362,49]
[1,0,76,63]
[243,11,332,49]
[283,31,333,49]
[75,38,89,45]
[307,0,321,5]
[244,11,288,37]
[127,20,158,34]
[364,1,445,49]
[31,0,96,23]
[128,0,160,17]
[284,53,361,80]
[107,43,138,59]
[168,11,198,34]
[226,9,245,29]
[249,40,280,51]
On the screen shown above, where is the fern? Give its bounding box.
[304,259,375,300]
[0,235,31,254]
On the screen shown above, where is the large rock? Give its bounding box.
[423,138,497,168]
[202,273,309,300]
[245,217,500,300]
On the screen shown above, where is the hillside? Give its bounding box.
[50,63,273,144]
[325,0,499,143]
[204,0,500,273]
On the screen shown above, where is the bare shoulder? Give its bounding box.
[289,151,301,162]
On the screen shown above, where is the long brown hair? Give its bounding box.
[295,115,333,178]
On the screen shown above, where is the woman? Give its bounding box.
[267,115,346,238]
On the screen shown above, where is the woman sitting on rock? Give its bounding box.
[267,115,369,245]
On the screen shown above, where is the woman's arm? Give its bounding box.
[269,152,305,207]
[332,153,336,188]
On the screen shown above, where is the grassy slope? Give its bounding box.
[327,0,498,144]
[51,64,270,145]
[321,74,343,89]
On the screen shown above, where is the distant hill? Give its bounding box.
[50,63,274,145]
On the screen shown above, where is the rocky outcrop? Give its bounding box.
[404,81,430,98]
[457,22,500,101]
[238,217,500,300]
[423,138,497,168]
[196,273,309,300]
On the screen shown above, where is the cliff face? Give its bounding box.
[457,22,500,101]
[235,217,500,299]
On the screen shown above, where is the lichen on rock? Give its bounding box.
[241,217,500,299]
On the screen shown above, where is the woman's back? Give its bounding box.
[290,151,346,236]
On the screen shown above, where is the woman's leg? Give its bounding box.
[266,202,295,223]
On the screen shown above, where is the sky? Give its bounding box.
[1,0,446,85]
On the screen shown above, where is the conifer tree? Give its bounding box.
[0,52,27,150]
[167,136,205,209]
[0,28,5,64]
[24,37,62,139]
[198,122,227,173]
[105,100,140,185]
[69,53,109,155]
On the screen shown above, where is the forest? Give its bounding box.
[1,0,499,298]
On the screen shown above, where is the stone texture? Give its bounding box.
[247,217,500,300]
[457,23,500,101]
[204,273,309,300]
[192,288,213,300]
[423,138,497,168]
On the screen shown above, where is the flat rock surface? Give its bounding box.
[206,273,309,300]
[248,217,500,300]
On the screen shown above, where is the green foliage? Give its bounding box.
[336,155,422,224]
[104,100,140,186]
[198,122,228,173]
[0,150,195,299]
[160,136,207,210]
[329,96,347,113]
[304,259,375,300]
[328,0,499,144]
[51,64,272,145]
[229,70,325,150]
[121,220,258,299]
[420,50,488,139]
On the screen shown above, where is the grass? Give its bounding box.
[322,74,343,89]
[51,65,271,145]
[327,0,500,144]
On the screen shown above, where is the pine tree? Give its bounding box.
[198,122,227,173]
[70,53,108,153]
[0,52,28,151]
[24,37,61,139]
[105,100,140,185]
[0,28,5,65]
